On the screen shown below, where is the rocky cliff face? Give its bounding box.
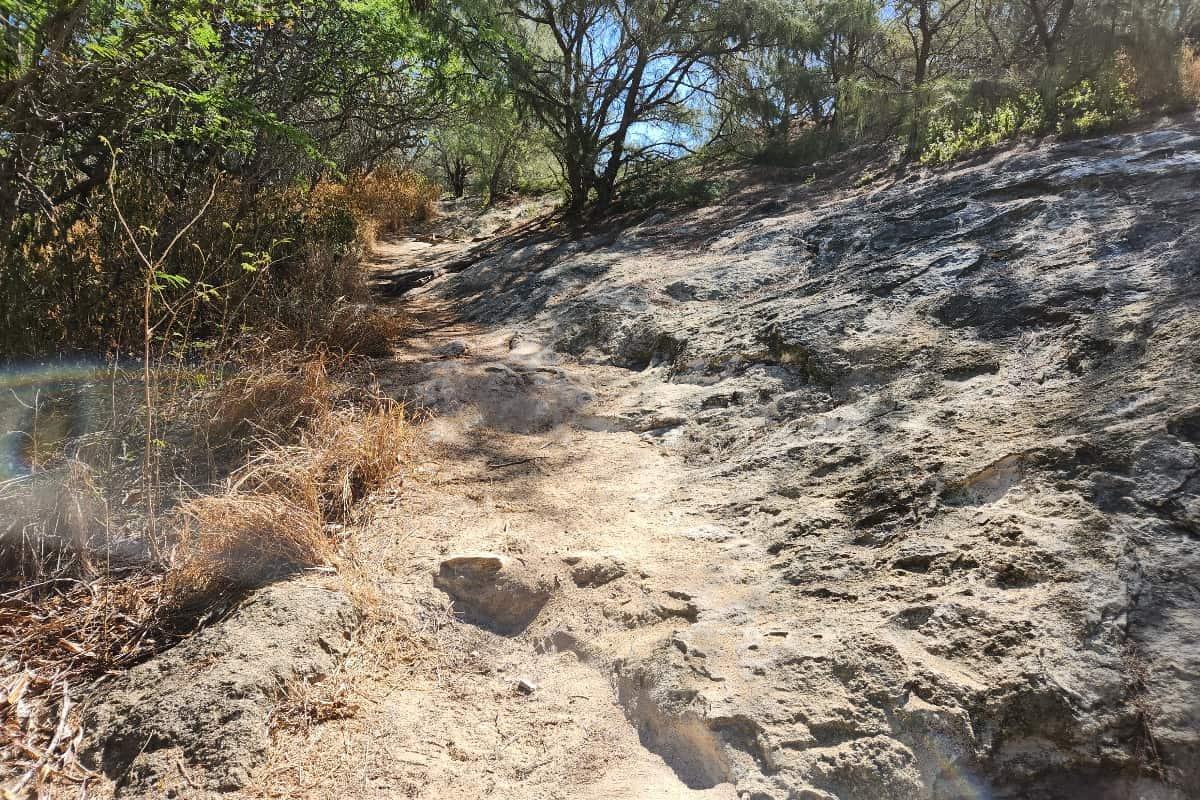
[442,118,1200,799]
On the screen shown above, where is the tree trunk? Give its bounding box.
[907,22,934,157]
[450,158,469,198]
[563,157,590,220]
[1027,0,1074,124]
[484,138,514,209]
[594,52,648,212]
[561,126,596,219]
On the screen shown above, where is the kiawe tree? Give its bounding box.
[454,0,777,216]
[712,0,880,159]
[886,0,975,150]
[427,86,535,204]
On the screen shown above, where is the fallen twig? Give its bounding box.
[485,456,546,469]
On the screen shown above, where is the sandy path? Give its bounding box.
[240,238,770,800]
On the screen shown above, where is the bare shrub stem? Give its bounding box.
[105,145,218,561]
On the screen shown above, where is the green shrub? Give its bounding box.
[1056,64,1138,136]
[618,160,730,210]
[752,128,843,167]
[921,92,1044,165]
[921,59,1139,165]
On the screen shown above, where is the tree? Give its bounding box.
[889,0,974,150]
[427,90,535,203]
[455,0,774,216]
[976,0,1078,117]
[712,0,879,158]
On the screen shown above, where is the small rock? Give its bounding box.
[434,553,553,633]
[440,553,506,575]
[671,631,707,658]
[564,552,627,587]
[653,597,700,622]
[516,678,538,694]
[435,340,469,358]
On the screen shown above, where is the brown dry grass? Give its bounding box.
[167,494,328,598]
[1180,45,1200,104]
[1,162,428,797]
[345,167,441,237]
[1,461,107,585]
[1,374,412,663]
[2,670,98,799]
[320,305,410,358]
[201,353,339,449]
[171,399,411,600]
[2,566,167,796]
[2,360,413,798]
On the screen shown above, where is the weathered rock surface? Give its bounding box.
[402,355,593,434]
[372,266,436,297]
[434,552,556,633]
[82,579,357,798]
[563,551,628,587]
[433,118,1200,799]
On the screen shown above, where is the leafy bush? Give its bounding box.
[752,127,844,167]
[618,160,730,210]
[0,164,435,361]
[1056,60,1139,136]
[921,92,1044,164]
[922,60,1139,165]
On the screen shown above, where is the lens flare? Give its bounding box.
[0,361,113,480]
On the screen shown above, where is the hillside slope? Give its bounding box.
[421,117,1200,798]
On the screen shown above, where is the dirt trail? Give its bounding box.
[247,237,770,799]
[88,124,1200,800]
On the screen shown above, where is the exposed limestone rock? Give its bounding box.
[434,552,555,633]
[563,551,628,587]
[82,579,357,798]
[435,119,1200,799]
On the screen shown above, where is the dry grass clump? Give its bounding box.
[1180,45,1200,104]
[1,384,400,675]
[201,353,338,449]
[2,354,412,797]
[268,671,362,734]
[170,388,410,602]
[246,303,411,360]
[1,461,110,585]
[306,403,410,522]
[167,494,329,599]
[321,305,410,358]
[231,402,410,524]
[344,167,440,237]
